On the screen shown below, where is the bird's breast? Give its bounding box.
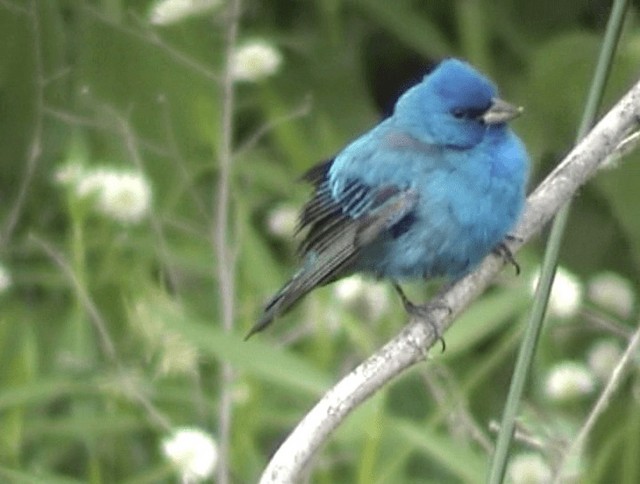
[357,151,525,280]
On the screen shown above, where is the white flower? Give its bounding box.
[587,339,622,381]
[266,204,298,238]
[334,275,365,303]
[96,171,152,224]
[507,453,552,484]
[588,272,635,319]
[66,166,153,224]
[531,266,583,319]
[334,275,390,321]
[162,427,218,483]
[149,0,222,26]
[545,361,595,402]
[0,264,12,293]
[231,41,282,82]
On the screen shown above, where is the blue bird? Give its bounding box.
[248,58,529,338]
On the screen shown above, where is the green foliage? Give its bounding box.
[0,0,639,482]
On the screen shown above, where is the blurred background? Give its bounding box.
[1,0,640,482]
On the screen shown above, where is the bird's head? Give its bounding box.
[393,59,522,149]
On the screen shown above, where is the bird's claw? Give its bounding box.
[494,240,520,275]
[393,283,447,352]
[393,283,418,313]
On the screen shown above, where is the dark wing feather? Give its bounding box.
[247,159,418,338]
[296,159,338,234]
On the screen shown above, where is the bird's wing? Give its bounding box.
[299,158,418,277]
[247,158,417,338]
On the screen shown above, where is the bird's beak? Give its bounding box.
[481,98,523,125]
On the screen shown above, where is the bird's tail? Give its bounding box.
[245,268,316,340]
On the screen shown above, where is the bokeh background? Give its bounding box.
[1,0,640,482]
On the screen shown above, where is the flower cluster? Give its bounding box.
[588,271,635,318]
[333,275,390,322]
[56,164,152,224]
[230,40,283,82]
[530,266,583,319]
[507,453,552,484]
[544,361,595,402]
[587,339,623,381]
[266,204,298,238]
[149,0,222,26]
[149,1,284,80]
[528,268,635,404]
[162,427,218,482]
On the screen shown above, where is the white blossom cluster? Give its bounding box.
[162,427,218,482]
[530,266,583,319]
[587,271,635,318]
[231,40,283,82]
[56,164,152,224]
[587,339,623,381]
[266,204,298,238]
[149,0,222,26]
[333,275,390,321]
[507,453,552,484]
[545,361,595,402]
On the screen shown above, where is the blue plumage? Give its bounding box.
[248,59,529,338]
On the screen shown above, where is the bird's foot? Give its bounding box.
[392,283,448,352]
[493,236,521,275]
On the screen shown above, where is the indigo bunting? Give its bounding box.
[248,58,528,338]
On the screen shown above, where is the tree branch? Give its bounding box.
[259,78,640,483]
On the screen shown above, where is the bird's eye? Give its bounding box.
[451,106,489,121]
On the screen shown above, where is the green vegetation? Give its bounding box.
[0,1,639,482]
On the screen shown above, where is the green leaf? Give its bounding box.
[167,315,332,395]
[392,417,487,482]
[595,157,640,274]
[355,0,452,58]
[442,286,530,360]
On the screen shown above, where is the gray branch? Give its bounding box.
[259,79,640,484]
